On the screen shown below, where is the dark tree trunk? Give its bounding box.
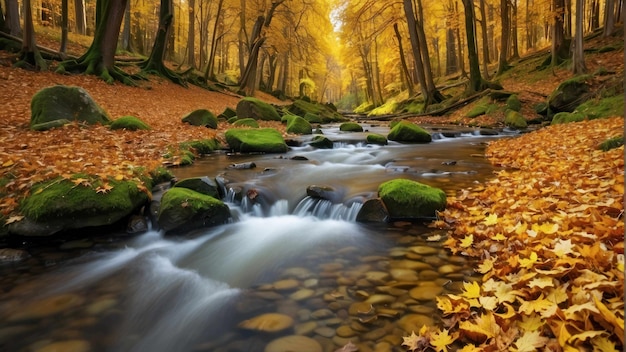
[550,0,568,66]
[140,0,185,86]
[456,1,466,77]
[497,0,510,75]
[121,0,132,52]
[478,0,490,79]
[604,0,616,36]
[204,0,224,80]
[187,0,195,67]
[16,0,47,70]
[511,0,519,59]
[572,0,586,74]
[462,0,487,93]
[74,0,86,35]
[4,0,21,36]
[445,0,458,75]
[60,0,68,54]
[394,23,414,95]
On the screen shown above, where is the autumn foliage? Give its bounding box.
[404,117,624,351]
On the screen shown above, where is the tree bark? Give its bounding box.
[550,0,568,66]
[4,0,21,36]
[603,0,616,36]
[394,23,414,96]
[74,0,86,35]
[497,0,510,75]
[445,0,458,75]
[462,0,486,93]
[572,0,586,74]
[60,0,68,54]
[478,0,490,79]
[511,0,519,59]
[16,0,47,70]
[204,0,224,80]
[186,0,195,67]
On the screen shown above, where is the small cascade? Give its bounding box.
[293,196,363,221]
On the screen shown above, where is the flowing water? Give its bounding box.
[0,123,514,352]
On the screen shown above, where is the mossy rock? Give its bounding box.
[466,96,491,118]
[378,179,446,220]
[225,128,288,153]
[506,95,522,112]
[217,107,237,120]
[387,121,431,143]
[551,112,586,125]
[598,136,624,151]
[309,135,333,149]
[110,116,151,131]
[288,99,347,123]
[504,109,528,129]
[286,116,312,135]
[157,187,230,234]
[182,109,218,128]
[574,95,624,120]
[339,122,363,132]
[30,85,110,130]
[180,139,221,154]
[173,176,219,198]
[366,133,388,145]
[534,102,549,115]
[16,176,148,235]
[303,112,322,124]
[548,75,592,113]
[31,119,71,131]
[236,97,281,121]
[233,118,260,128]
[227,116,239,124]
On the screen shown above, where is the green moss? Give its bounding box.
[574,95,624,120]
[157,187,230,232]
[368,101,399,116]
[182,109,218,128]
[217,107,237,120]
[506,95,522,112]
[31,119,71,131]
[180,139,221,154]
[466,96,493,118]
[310,135,334,149]
[233,118,260,128]
[30,85,111,128]
[110,115,151,131]
[504,109,528,129]
[339,122,363,132]
[288,99,347,123]
[286,116,312,134]
[227,116,239,124]
[173,177,219,198]
[149,167,174,187]
[354,102,374,114]
[551,112,586,125]
[21,175,147,225]
[366,133,388,145]
[225,128,288,153]
[598,136,624,151]
[405,101,424,114]
[378,179,446,219]
[387,121,431,143]
[303,112,322,123]
[236,97,281,121]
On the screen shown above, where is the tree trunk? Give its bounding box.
[497,0,510,75]
[238,0,248,79]
[462,0,486,93]
[445,0,458,75]
[74,0,86,35]
[186,0,195,67]
[511,0,519,59]
[478,0,490,79]
[415,0,444,103]
[456,1,466,77]
[4,0,21,36]
[550,0,568,66]
[60,0,68,54]
[17,0,47,70]
[603,0,616,36]
[204,0,224,80]
[121,0,132,52]
[572,0,586,74]
[394,23,414,95]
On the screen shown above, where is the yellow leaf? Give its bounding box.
[115,174,125,181]
[517,314,544,332]
[431,328,456,352]
[528,276,554,289]
[591,335,620,352]
[490,233,507,241]
[2,159,14,167]
[563,301,599,320]
[519,252,539,269]
[461,281,481,299]
[457,344,482,352]
[567,330,607,344]
[494,302,517,319]
[593,296,625,344]
[459,312,500,343]
[4,215,24,225]
[478,296,498,311]
[483,213,498,226]
[477,258,494,274]
[518,295,556,316]
[512,330,549,352]
[460,234,474,248]
[552,238,577,257]
[402,331,420,351]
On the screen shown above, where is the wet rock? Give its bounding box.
[9,293,85,321]
[290,288,315,301]
[438,264,462,275]
[272,279,300,291]
[173,176,220,198]
[336,325,356,338]
[408,285,443,301]
[389,268,419,281]
[310,135,334,149]
[228,162,257,170]
[387,121,431,143]
[157,187,230,234]
[264,335,322,352]
[295,321,318,335]
[315,326,336,338]
[0,248,31,263]
[409,246,438,255]
[306,185,340,202]
[31,339,91,352]
[238,313,294,333]
[356,198,389,223]
[86,298,117,315]
[397,314,435,333]
[126,215,148,234]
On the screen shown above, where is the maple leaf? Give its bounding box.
[96,183,114,194]
[519,252,539,269]
[71,177,91,187]
[552,238,577,257]
[4,215,24,225]
[457,344,482,352]
[460,281,481,299]
[431,328,456,352]
[460,234,474,248]
[518,295,557,316]
[477,258,495,274]
[517,314,544,332]
[591,336,619,352]
[483,213,498,226]
[528,276,555,289]
[511,330,549,352]
[459,312,500,343]
[402,330,429,352]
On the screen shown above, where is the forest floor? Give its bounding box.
[0,29,624,351]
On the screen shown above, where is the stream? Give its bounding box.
[0,122,514,352]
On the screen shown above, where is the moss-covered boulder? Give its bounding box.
[288,99,347,123]
[182,109,218,128]
[309,135,333,149]
[217,107,237,120]
[387,121,431,143]
[30,119,71,131]
[598,136,624,151]
[378,179,446,220]
[30,85,110,130]
[466,96,497,118]
[173,176,220,198]
[303,112,323,124]
[180,139,221,154]
[11,176,148,236]
[574,95,624,119]
[233,118,260,128]
[225,128,288,153]
[506,95,522,112]
[366,133,388,145]
[157,187,230,234]
[110,116,151,131]
[551,111,586,125]
[548,75,592,113]
[504,110,528,129]
[236,97,281,121]
[286,116,312,135]
[339,122,363,132]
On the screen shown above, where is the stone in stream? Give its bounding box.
[378,179,446,220]
[157,187,230,234]
[8,293,85,322]
[408,284,443,301]
[264,335,322,352]
[30,340,91,352]
[0,248,30,263]
[238,313,294,333]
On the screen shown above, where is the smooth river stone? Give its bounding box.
[238,313,294,332]
[33,340,91,352]
[374,341,393,352]
[397,314,435,333]
[86,298,117,315]
[264,335,322,352]
[273,279,300,291]
[389,260,432,271]
[419,270,440,281]
[409,285,443,301]
[348,302,374,315]
[408,305,436,315]
[295,322,317,335]
[364,294,395,305]
[281,267,313,279]
[363,327,387,340]
[336,325,356,338]
[290,288,315,301]
[9,293,85,321]
[365,271,390,284]
[409,246,438,255]
[311,309,334,319]
[389,268,419,281]
[438,264,462,275]
[314,326,335,338]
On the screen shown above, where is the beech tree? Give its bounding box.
[3,0,21,36]
[56,0,134,84]
[571,0,586,74]
[15,0,47,70]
